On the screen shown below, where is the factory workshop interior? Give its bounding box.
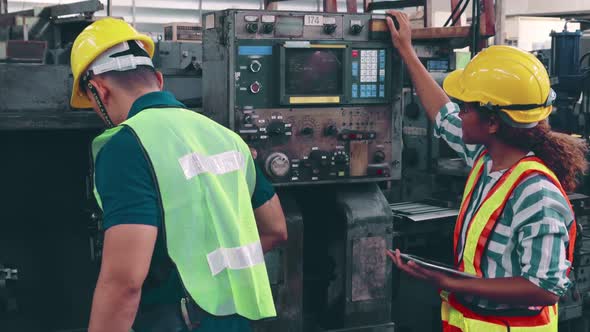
[1,0,590,331]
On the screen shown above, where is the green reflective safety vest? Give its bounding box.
[91,107,276,320]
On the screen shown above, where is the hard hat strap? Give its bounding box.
[483,102,546,111]
[481,89,557,112]
[86,81,115,128]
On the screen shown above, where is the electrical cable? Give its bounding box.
[470,0,480,58]
[444,0,464,27]
[452,0,471,26]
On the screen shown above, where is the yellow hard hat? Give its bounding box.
[70,18,155,109]
[443,45,555,127]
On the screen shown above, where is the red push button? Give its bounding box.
[352,50,359,58]
[250,81,261,94]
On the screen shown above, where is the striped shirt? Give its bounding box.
[434,102,574,310]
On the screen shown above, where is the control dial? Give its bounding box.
[265,152,290,178]
[267,120,286,136]
[332,150,349,165]
[350,23,363,35]
[262,23,274,34]
[405,102,420,119]
[298,116,317,137]
[250,60,262,73]
[373,150,386,163]
[324,24,337,34]
[324,124,339,136]
[309,150,331,168]
[249,81,262,94]
[300,127,314,136]
[246,22,258,34]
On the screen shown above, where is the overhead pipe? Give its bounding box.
[199,0,203,24]
[346,0,358,13]
[132,0,136,27]
[323,0,337,13]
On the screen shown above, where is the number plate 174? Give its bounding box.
[304,15,324,26]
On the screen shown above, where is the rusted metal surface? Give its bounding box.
[364,0,372,12]
[323,0,338,13]
[351,236,387,301]
[412,26,471,40]
[264,0,288,10]
[481,0,496,37]
[346,0,358,13]
[6,40,47,62]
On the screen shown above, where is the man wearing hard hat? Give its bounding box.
[70,18,287,332]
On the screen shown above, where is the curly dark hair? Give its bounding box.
[494,119,588,192]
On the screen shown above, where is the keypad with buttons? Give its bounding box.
[351,49,387,99]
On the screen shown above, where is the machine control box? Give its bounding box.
[203,10,403,185]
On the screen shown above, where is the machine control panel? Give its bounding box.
[203,10,403,185]
[236,107,392,183]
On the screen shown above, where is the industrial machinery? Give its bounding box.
[4,0,590,331]
[542,24,590,330]
[203,10,403,185]
[546,26,590,136]
[202,9,401,331]
[0,0,202,120]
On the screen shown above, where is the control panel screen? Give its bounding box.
[285,48,343,96]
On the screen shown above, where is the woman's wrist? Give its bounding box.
[397,44,416,60]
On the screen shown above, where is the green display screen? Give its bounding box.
[285,48,343,96]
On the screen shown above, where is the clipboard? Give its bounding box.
[391,250,480,279]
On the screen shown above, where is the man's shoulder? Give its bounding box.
[95,126,147,170]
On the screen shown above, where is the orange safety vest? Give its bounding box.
[441,151,577,332]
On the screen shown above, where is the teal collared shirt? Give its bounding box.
[128,90,185,118]
[94,91,273,331]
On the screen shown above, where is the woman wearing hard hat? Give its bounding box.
[385,10,588,332]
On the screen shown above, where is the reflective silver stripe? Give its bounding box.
[178,150,245,179]
[206,241,265,276]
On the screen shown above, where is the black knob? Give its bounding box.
[333,151,348,164]
[403,148,419,167]
[386,13,400,30]
[300,127,314,136]
[324,125,338,136]
[405,102,420,119]
[309,150,330,167]
[267,121,286,136]
[350,24,363,35]
[373,150,386,163]
[324,24,337,34]
[246,23,258,34]
[263,23,274,34]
